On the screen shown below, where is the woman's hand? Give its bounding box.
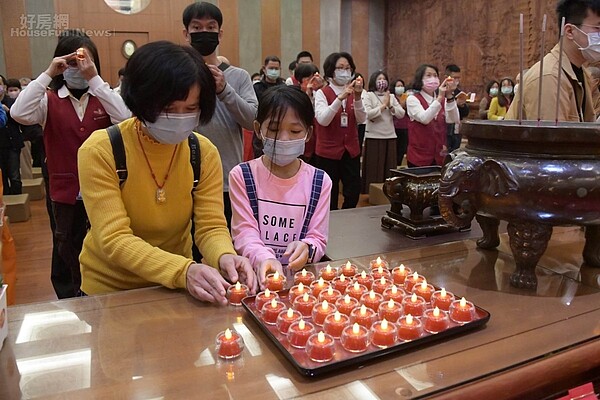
[219,254,258,294]
[381,91,391,110]
[353,76,364,96]
[44,52,76,78]
[76,48,98,82]
[437,77,452,102]
[338,84,354,101]
[186,263,231,305]
[284,241,309,271]
[257,258,284,290]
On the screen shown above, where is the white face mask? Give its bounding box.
[63,67,88,89]
[333,69,352,86]
[574,25,600,62]
[262,136,306,166]
[394,86,405,96]
[265,68,280,80]
[144,112,199,144]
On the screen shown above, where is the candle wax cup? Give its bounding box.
[265,273,286,292]
[402,295,427,317]
[353,273,374,290]
[449,300,477,324]
[404,274,425,292]
[378,301,403,323]
[255,290,279,311]
[372,277,393,294]
[431,290,455,311]
[423,309,450,333]
[335,296,360,316]
[345,283,368,301]
[340,324,370,353]
[411,283,435,302]
[292,294,318,318]
[276,309,303,334]
[319,288,342,304]
[369,258,389,270]
[370,321,399,348]
[391,266,412,285]
[360,292,384,311]
[305,333,335,362]
[288,284,308,303]
[323,313,350,338]
[287,321,316,348]
[227,283,249,306]
[311,302,337,326]
[294,270,315,286]
[216,330,244,359]
[397,316,424,341]
[319,266,338,281]
[261,300,287,325]
[310,280,330,298]
[350,306,377,328]
[332,277,352,293]
[370,268,391,280]
[339,263,358,277]
[383,286,406,303]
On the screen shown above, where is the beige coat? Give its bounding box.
[506,43,596,122]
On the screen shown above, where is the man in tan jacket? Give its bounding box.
[506,0,600,122]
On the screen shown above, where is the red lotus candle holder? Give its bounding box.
[335,294,360,316]
[370,319,398,348]
[318,286,342,304]
[227,282,249,306]
[310,277,330,298]
[294,269,315,286]
[340,323,370,353]
[349,304,377,328]
[353,271,374,290]
[378,299,403,323]
[371,266,391,280]
[369,256,389,270]
[345,281,368,301]
[430,288,455,311]
[397,314,424,341]
[391,264,412,285]
[305,331,335,362]
[276,308,303,334]
[332,274,352,293]
[411,280,435,302]
[287,319,316,348]
[261,298,287,325]
[266,271,286,292]
[403,272,425,292]
[323,311,350,338]
[449,297,476,324]
[383,285,406,303]
[339,261,358,277]
[293,292,318,319]
[311,300,337,326]
[255,289,279,311]
[360,290,384,311]
[402,293,427,317]
[372,276,393,294]
[423,307,450,333]
[319,264,338,281]
[215,328,245,359]
[288,282,308,303]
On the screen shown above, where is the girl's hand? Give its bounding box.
[257,258,283,291]
[44,52,76,78]
[284,241,309,271]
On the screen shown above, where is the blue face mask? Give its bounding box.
[144,112,199,144]
[262,136,306,166]
[63,67,88,89]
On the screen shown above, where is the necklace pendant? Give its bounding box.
[156,187,166,204]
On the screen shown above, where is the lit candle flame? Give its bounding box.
[303,293,309,302]
[318,277,325,286]
[388,299,394,308]
[420,281,427,290]
[353,282,360,291]
[412,272,418,280]
[271,298,277,308]
[322,300,329,310]
[441,288,447,297]
[406,314,413,325]
[377,267,383,276]
[352,323,360,334]
[287,308,294,318]
[340,274,346,282]
[361,271,367,279]
[433,307,440,317]
[399,264,405,273]
[224,328,232,340]
[235,281,241,290]
[273,271,280,280]
[369,291,376,300]
[460,297,467,307]
[298,282,304,291]
[301,269,307,277]
[391,285,398,294]
[380,276,385,285]
[411,293,417,303]
[327,286,333,295]
[334,311,341,321]
[346,261,351,268]
[360,304,367,315]
[344,294,351,304]
[326,264,332,273]
[299,319,305,330]
[317,331,325,343]
[381,319,388,330]
[377,256,382,265]
[265,288,271,297]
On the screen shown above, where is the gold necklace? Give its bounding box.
[136,121,178,204]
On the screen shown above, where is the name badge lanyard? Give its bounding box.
[340,98,348,128]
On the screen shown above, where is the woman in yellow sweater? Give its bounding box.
[78,41,257,303]
[487,77,515,120]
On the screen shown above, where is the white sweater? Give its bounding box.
[362,91,405,139]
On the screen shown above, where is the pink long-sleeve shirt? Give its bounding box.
[229,158,332,269]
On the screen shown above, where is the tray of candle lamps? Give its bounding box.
[240,261,490,377]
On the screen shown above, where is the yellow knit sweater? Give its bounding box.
[78,118,235,294]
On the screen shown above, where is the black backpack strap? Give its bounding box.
[299,169,325,240]
[107,124,127,187]
[239,162,259,223]
[188,133,201,189]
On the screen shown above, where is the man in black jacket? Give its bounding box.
[0,75,24,195]
[445,64,470,153]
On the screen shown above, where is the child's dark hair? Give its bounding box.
[256,85,314,137]
[121,41,216,124]
[294,63,319,83]
[6,78,21,90]
[50,29,101,91]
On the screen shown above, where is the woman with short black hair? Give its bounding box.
[77,41,257,304]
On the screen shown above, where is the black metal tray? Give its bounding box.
[242,289,490,377]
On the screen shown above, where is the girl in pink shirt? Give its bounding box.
[229,86,332,289]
